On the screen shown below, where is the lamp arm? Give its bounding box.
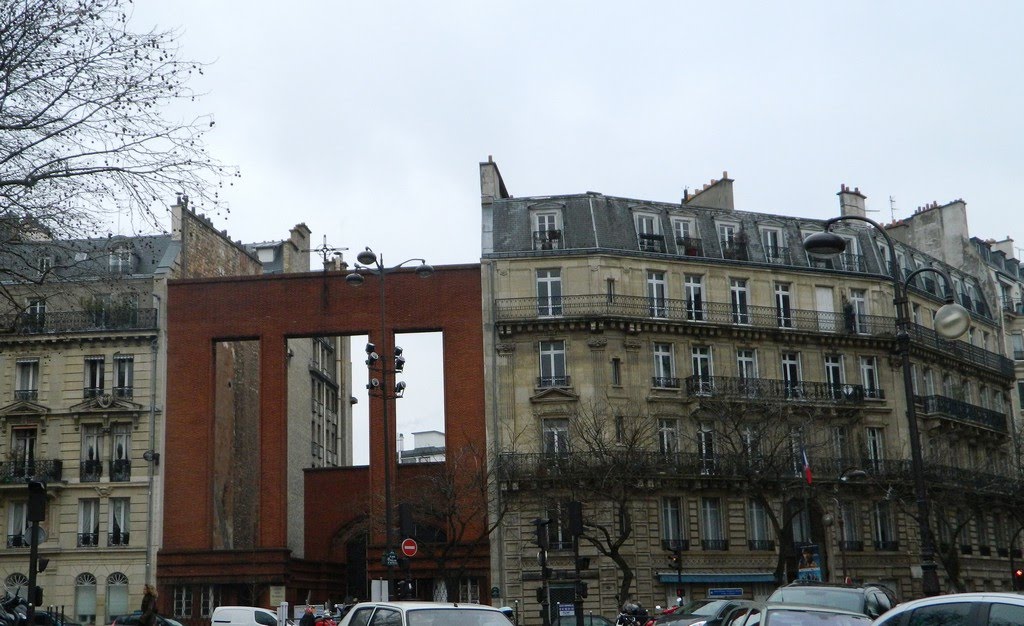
[824,214,903,315]
[903,266,957,303]
[388,258,428,271]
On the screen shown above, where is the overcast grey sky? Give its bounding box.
[131,1,1024,462]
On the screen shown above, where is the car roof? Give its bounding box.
[763,603,871,616]
[882,591,1024,611]
[348,602,502,611]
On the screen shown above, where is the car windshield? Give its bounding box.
[675,600,730,617]
[767,589,862,613]
[764,609,870,626]
[406,608,511,626]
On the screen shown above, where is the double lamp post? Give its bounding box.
[803,214,970,597]
[346,247,433,598]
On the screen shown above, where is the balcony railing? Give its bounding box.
[0,459,62,483]
[748,539,775,551]
[113,386,134,399]
[702,539,729,551]
[808,253,867,273]
[80,460,102,483]
[533,230,563,251]
[77,532,100,547]
[14,389,38,401]
[764,247,792,265]
[676,237,704,257]
[1002,296,1024,314]
[652,377,681,389]
[537,376,571,389]
[839,540,864,552]
[874,540,900,551]
[0,308,157,335]
[108,531,130,547]
[720,242,749,261]
[109,459,131,482]
[683,376,868,404]
[915,395,1008,433]
[907,323,1013,377]
[638,233,666,253]
[6,534,27,548]
[662,539,690,552]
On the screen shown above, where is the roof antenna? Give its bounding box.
[889,196,897,222]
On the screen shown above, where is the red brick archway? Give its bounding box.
[160,264,485,609]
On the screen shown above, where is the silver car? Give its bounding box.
[871,592,1024,625]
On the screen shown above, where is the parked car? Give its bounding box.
[553,615,616,626]
[654,599,755,626]
[731,603,872,626]
[212,606,280,626]
[112,612,185,626]
[767,581,896,619]
[338,601,511,626]
[871,591,1024,625]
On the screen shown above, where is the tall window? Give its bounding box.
[109,246,132,273]
[173,586,194,619]
[781,352,802,398]
[79,499,100,547]
[534,211,562,250]
[824,355,844,400]
[6,501,27,548]
[647,271,667,317]
[691,346,713,395]
[653,343,676,388]
[24,299,46,331]
[12,428,36,478]
[636,214,664,252]
[697,425,716,474]
[832,425,851,461]
[76,573,97,624]
[111,423,131,481]
[542,419,569,455]
[849,289,869,334]
[737,349,757,396]
[762,228,785,263]
[538,341,567,387]
[839,502,859,547]
[747,500,773,549]
[109,498,130,546]
[866,427,885,471]
[661,497,686,546]
[84,356,105,398]
[658,419,679,454]
[113,355,134,398]
[1012,334,1024,360]
[106,573,129,622]
[674,219,698,254]
[684,274,704,321]
[536,269,563,317]
[923,368,935,396]
[81,425,103,482]
[15,359,39,401]
[611,358,622,386]
[775,282,792,328]
[200,586,221,619]
[700,498,725,548]
[730,278,750,324]
[873,501,897,550]
[860,356,881,399]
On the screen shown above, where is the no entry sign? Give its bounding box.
[401,538,418,557]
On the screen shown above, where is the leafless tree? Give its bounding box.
[0,0,235,240]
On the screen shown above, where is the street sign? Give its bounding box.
[401,538,418,557]
[708,588,743,598]
[382,549,398,567]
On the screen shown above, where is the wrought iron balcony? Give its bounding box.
[109,459,131,482]
[808,253,867,273]
[662,539,690,552]
[80,460,102,483]
[907,323,1013,377]
[533,230,563,251]
[0,459,62,483]
[1002,296,1024,314]
[536,376,571,389]
[0,308,157,335]
[6,534,27,548]
[748,539,775,551]
[683,376,868,404]
[702,539,729,551]
[839,540,864,552]
[652,377,681,389]
[720,241,749,261]
[915,395,1008,433]
[14,389,37,401]
[108,531,130,547]
[676,237,704,257]
[874,540,899,551]
[113,386,134,399]
[77,532,100,547]
[764,246,792,265]
[638,233,666,253]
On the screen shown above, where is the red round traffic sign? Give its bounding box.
[401,538,418,557]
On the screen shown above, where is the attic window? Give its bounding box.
[109,247,132,274]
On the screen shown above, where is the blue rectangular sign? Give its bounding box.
[708,588,743,598]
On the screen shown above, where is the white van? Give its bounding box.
[211,606,280,626]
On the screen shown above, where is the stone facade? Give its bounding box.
[480,159,1022,623]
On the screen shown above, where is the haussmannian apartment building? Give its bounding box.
[0,199,352,626]
[479,158,1024,624]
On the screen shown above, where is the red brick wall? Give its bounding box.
[162,264,486,597]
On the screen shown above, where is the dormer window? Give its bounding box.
[673,218,701,256]
[635,212,664,253]
[532,210,563,250]
[37,256,52,278]
[109,246,132,274]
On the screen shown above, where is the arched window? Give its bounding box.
[76,573,97,625]
[107,573,130,622]
[4,573,28,599]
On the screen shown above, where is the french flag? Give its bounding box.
[802,448,813,485]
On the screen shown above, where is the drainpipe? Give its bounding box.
[146,294,161,585]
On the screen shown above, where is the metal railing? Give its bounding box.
[533,230,563,250]
[109,459,131,482]
[638,234,666,253]
[764,247,792,265]
[80,460,102,482]
[748,539,775,551]
[0,308,157,335]
[77,532,100,547]
[721,242,749,261]
[915,395,1008,433]
[14,389,37,401]
[6,534,27,548]
[536,376,571,389]
[907,323,1013,377]
[0,459,62,483]
[652,377,681,389]
[108,531,130,547]
[676,237,704,257]
[702,539,729,551]
[840,540,864,552]
[874,540,900,551]
[683,376,869,404]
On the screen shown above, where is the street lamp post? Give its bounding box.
[346,248,433,598]
[804,215,970,597]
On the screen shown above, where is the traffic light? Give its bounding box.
[31,586,42,607]
[575,581,588,599]
[532,518,551,550]
[668,551,681,567]
[1014,567,1024,590]
[536,587,546,603]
